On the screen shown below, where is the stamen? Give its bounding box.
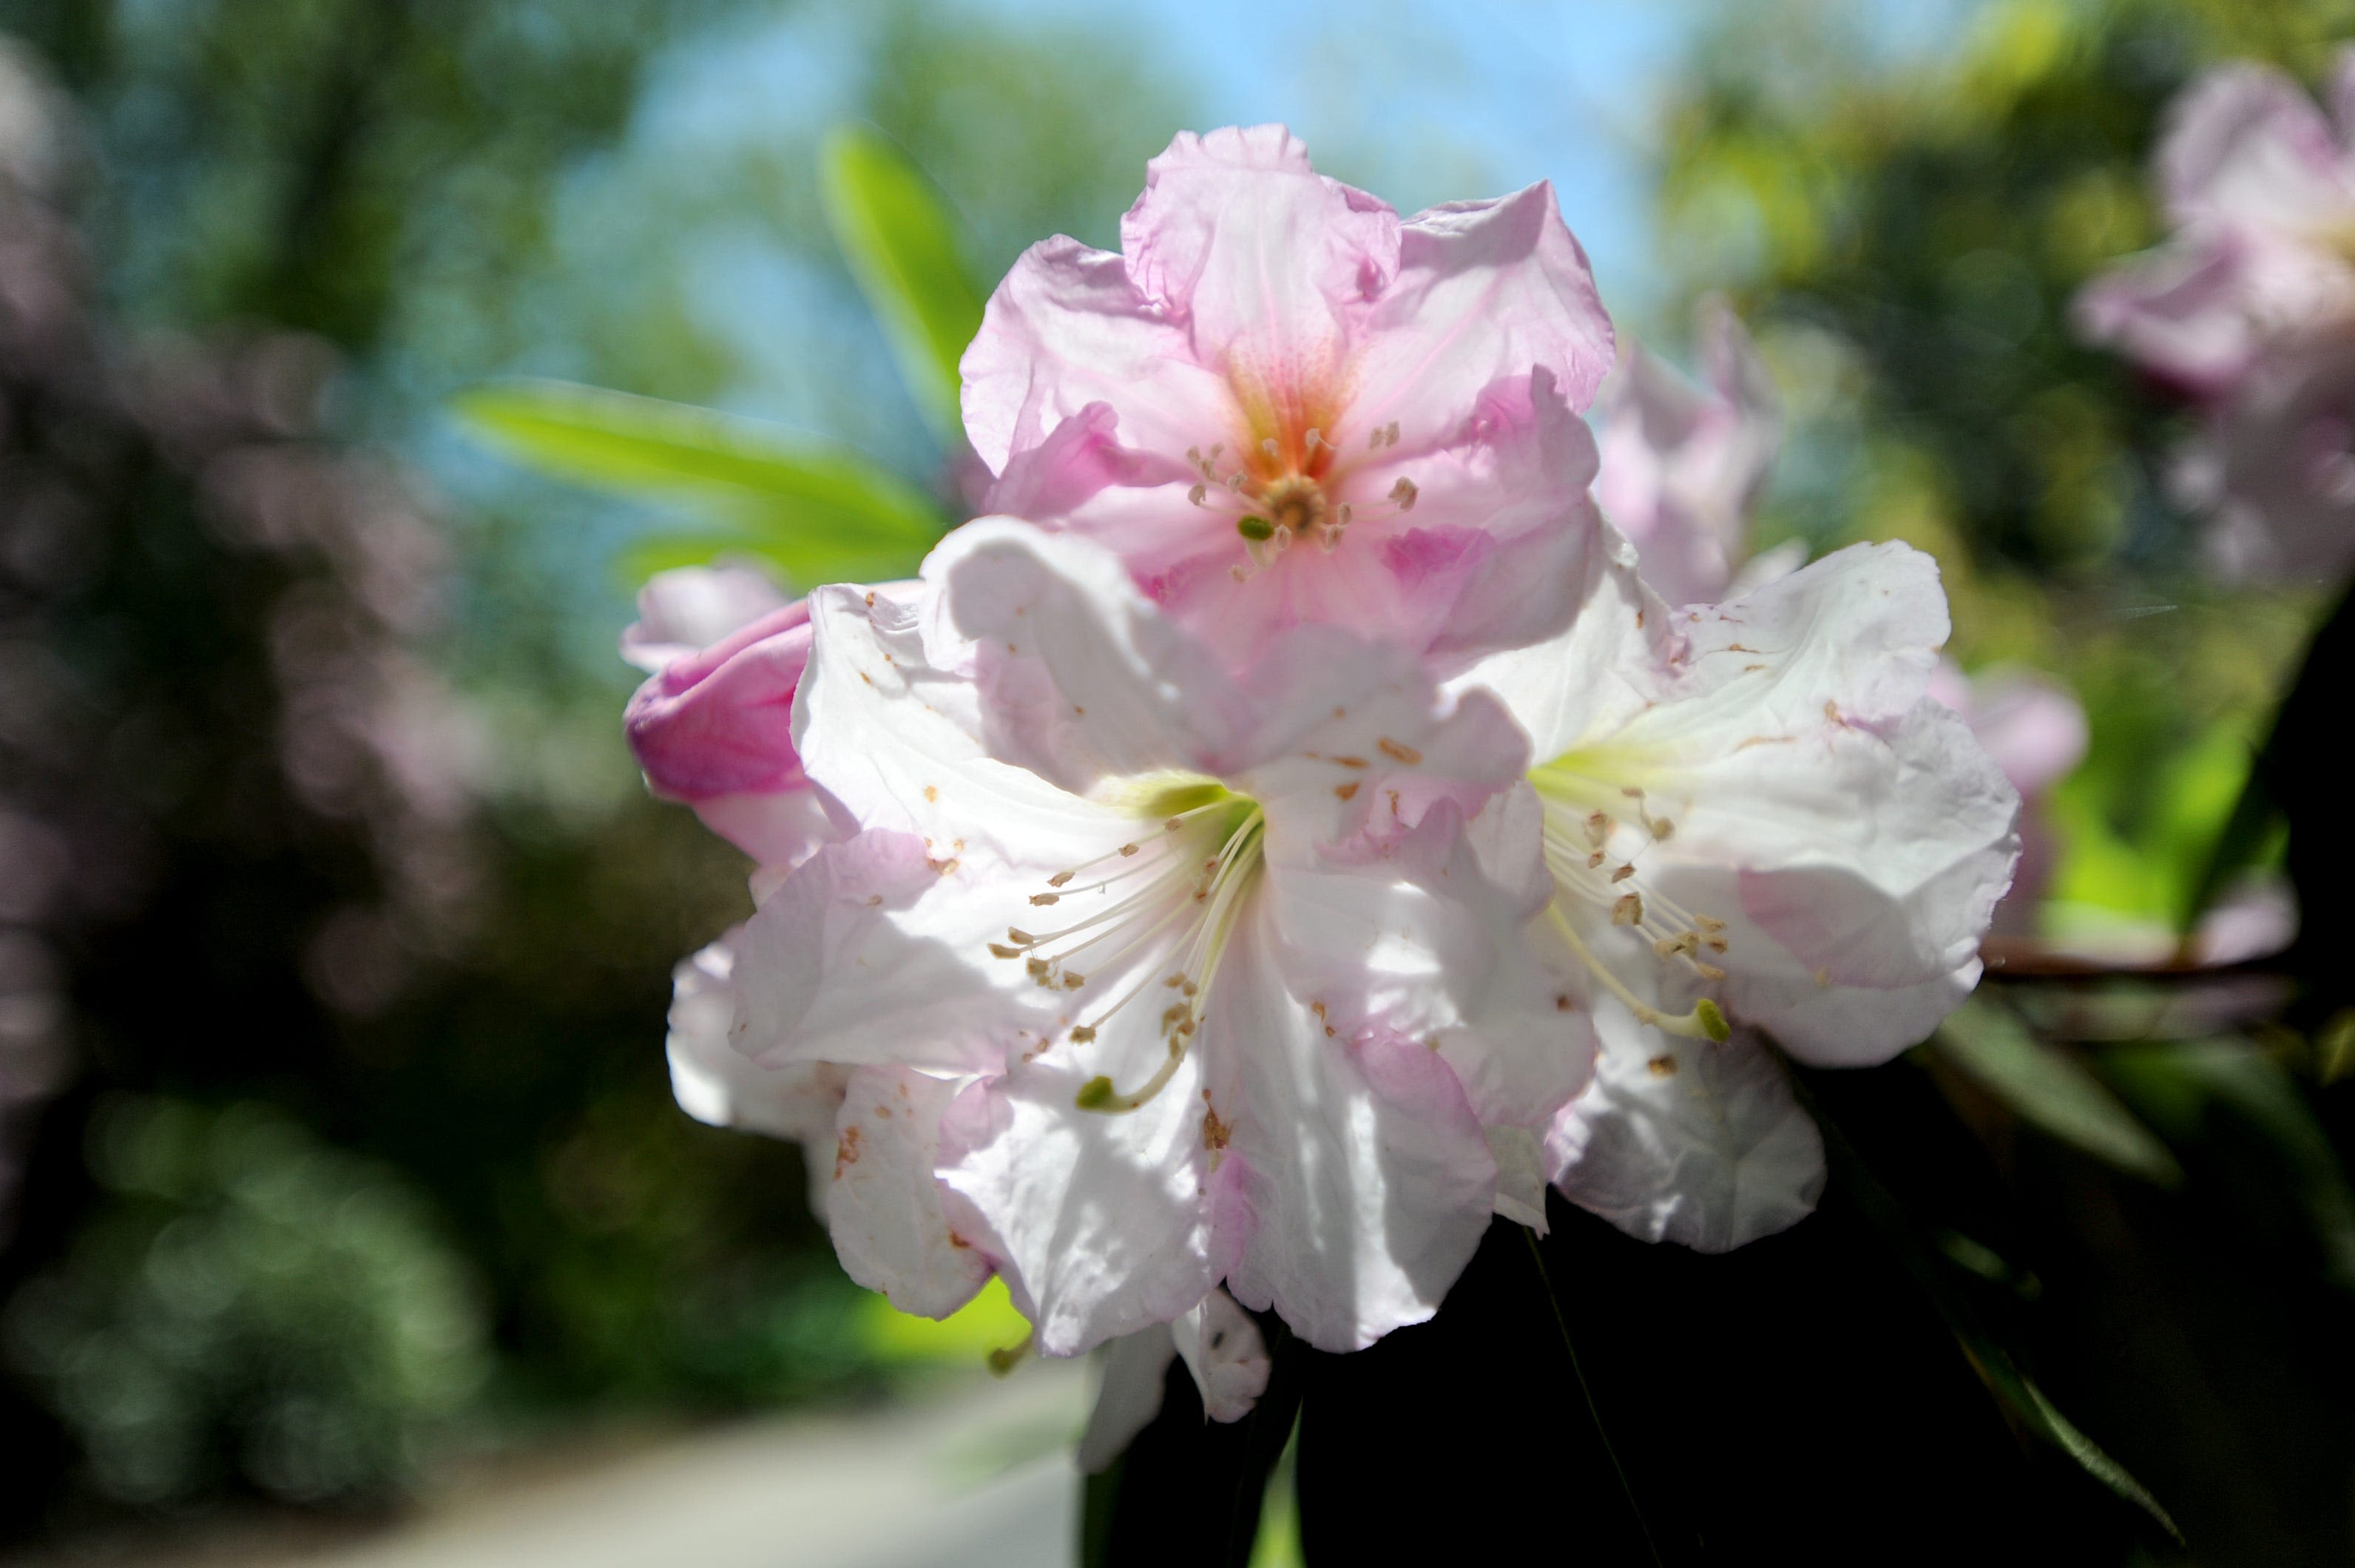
[1389,477,1419,511]
[1189,483,1208,506]
[1546,906,1730,1043]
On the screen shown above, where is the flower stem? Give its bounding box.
[1521,1226,1666,1568]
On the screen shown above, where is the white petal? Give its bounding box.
[1446,524,1666,764]
[922,517,1246,791]
[1077,1325,1177,1473]
[795,578,1126,868]
[1486,1125,1551,1233]
[663,935,851,1219]
[1266,803,1587,1132]
[1547,1006,1823,1253]
[1169,1288,1270,1425]
[1214,918,1498,1352]
[826,1065,993,1319]
[729,828,1059,1074]
[936,1052,1245,1358]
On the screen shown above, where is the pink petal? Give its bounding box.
[625,599,814,800]
[826,1064,993,1319]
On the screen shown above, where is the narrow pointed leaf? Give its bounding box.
[1936,998,2183,1187]
[455,379,947,585]
[820,125,987,445]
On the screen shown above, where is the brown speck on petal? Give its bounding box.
[1334,781,1359,801]
[833,1124,863,1177]
[924,785,939,802]
[1377,737,1422,766]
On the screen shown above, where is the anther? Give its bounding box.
[988,942,1022,959]
[1695,962,1726,981]
[1587,851,1606,868]
[1610,865,1635,883]
[1652,818,1676,842]
[1061,972,1086,990]
[1305,428,1322,449]
[1389,477,1419,511]
[1385,421,1400,445]
[1030,892,1060,906]
[1227,472,1246,491]
[1337,503,1353,525]
[1262,438,1280,459]
[1189,483,1208,506]
[1612,893,1643,925]
[1048,871,1075,888]
[1584,812,1610,847]
[1120,843,1140,857]
[1007,927,1036,945]
[1071,1026,1097,1044]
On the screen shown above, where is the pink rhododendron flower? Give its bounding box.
[961,125,1615,674]
[1593,300,1783,608]
[1459,538,2021,1251]
[622,564,918,869]
[2075,52,2355,581]
[2076,53,2355,399]
[726,519,1582,1354]
[2174,321,2355,583]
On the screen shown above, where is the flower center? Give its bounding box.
[1179,420,1421,581]
[1528,757,1731,1043]
[981,778,1267,1112]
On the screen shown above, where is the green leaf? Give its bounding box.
[1794,1072,2185,1545]
[1959,1337,2183,1547]
[454,379,947,587]
[820,125,987,445]
[1934,998,2183,1187]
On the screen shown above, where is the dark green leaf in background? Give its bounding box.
[1936,997,2183,1187]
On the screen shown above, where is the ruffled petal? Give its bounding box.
[1214,920,1498,1352]
[1268,802,1587,1132]
[826,1064,993,1318]
[1547,1007,1824,1252]
[960,234,1231,475]
[795,578,1130,868]
[1445,524,1665,764]
[663,935,850,1216]
[1120,125,1400,394]
[729,828,1059,1074]
[1638,700,2017,1064]
[922,517,1248,791]
[935,1047,1246,1357]
[1348,180,1616,436]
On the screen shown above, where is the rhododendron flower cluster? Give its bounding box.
[2077,49,2355,581]
[621,127,2024,1428]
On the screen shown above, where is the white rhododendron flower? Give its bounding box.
[1460,536,2021,1251]
[726,518,1582,1356]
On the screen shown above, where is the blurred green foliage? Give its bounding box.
[3,1098,487,1506]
